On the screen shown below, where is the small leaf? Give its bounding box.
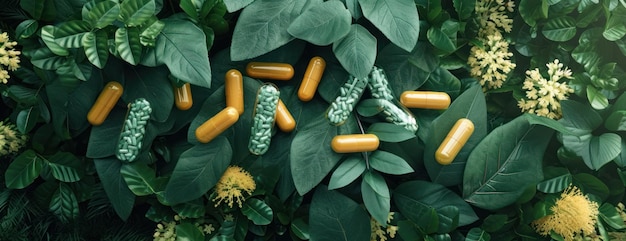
[367,122,416,142]
[54,20,92,48]
[586,85,609,110]
[453,0,475,20]
[120,163,158,196]
[536,173,572,193]
[541,16,577,41]
[86,0,121,28]
[287,0,352,46]
[115,27,143,65]
[223,0,255,12]
[361,171,390,226]
[328,156,366,190]
[369,151,414,175]
[375,43,437,96]
[436,206,459,234]
[41,25,70,56]
[30,48,67,70]
[242,198,274,225]
[172,199,205,218]
[332,24,377,80]
[291,217,310,240]
[82,30,109,69]
[359,0,419,51]
[94,158,135,220]
[599,203,626,229]
[16,106,39,134]
[603,7,626,41]
[176,223,205,240]
[465,228,491,241]
[49,183,79,223]
[47,152,83,183]
[5,150,43,189]
[16,19,39,39]
[120,0,156,27]
[309,187,371,241]
[427,27,456,53]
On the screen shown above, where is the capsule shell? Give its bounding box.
[435,118,474,165]
[246,62,294,81]
[298,57,326,101]
[225,69,244,114]
[174,83,193,110]
[275,99,296,132]
[88,81,124,126]
[400,91,451,109]
[331,134,379,153]
[195,107,240,143]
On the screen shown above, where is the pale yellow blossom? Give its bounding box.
[468,31,516,90]
[370,212,398,241]
[0,121,28,157]
[0,32,20,84]
[518,59,574,119]
[212,166,256,208]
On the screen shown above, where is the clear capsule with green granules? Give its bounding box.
[367,66,394,101]
[116,98,152,162]
[249,84,280,155]
[326,75,368,125]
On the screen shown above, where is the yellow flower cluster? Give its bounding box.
[518,59,574,119]
[370,212,398,241]
[0,32,20,84]
[212,165,256,208]
[0,121,28,157]
[532,185,599,241]
[152,215,215,241]
[468,0,516,90]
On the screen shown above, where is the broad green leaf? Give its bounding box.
[120,0,156,26]
[356,99,385,117]
[16,19,38,39]
[164,137,231,204]
[179,0,199,19]
[21,0,55,21]
[7,85,37,105]
[358,0,419,51]
[54,20,91,48]
[141,18,212,88]
[121,65,173,122]
[287,0,351,46]
[519,0,548,26]
[571,42,602,71]
[424,85,487,187]
[230,0,308,61]
[397,220,424,240]
[481,214,507,232]
[573,173,610,201]
[223,0,255,12]
[361,171,390,226]
[536,173,572,193]
[172,199,205,218]
[367,122,416,142]
[309,187,370,241]
[47,151,83,183]
[328,156,366,189]
[176,223,205,241]
[436,206,459,234]
[599,203,626,229]
[139,17,165,47]
[41,25,70,56]
[94,158,135,220]
[86,108,125,159]
[317,52,350,103]
[345,0,362,19]
[30,48,66,70]
[427,27,456,53]
[49,183,79,223]
[242,198,274,225]
[524,114,575,134]
[115,27,142,65]
[375,42,438,96]
[453,0,475,20]
[465,228,491,241]
[586,85,609,110]
[541,16,577,41]
[16,106,39,134]
[463,116,553,210]
[5,149,43,189]
[420,67,461,97]
[291,218,310,240]
[614,137,626,168]
[82,30,109,68]
[559,100,602,132]
[603,6,626,41]
[85,0,120,28]
[369,151,414,175]
[120,163,158,196]
[332,24,376,80]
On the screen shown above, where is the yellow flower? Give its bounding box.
[518,59,574,119]
[212,166,256,208]
[532,185,599,241]
[0,121,28,157]
[370,212,398,241]
[0,32,20,84]
[153,220,177,241]
[468,31,516,90]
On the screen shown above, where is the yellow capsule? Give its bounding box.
[435,118,474,165]
[298,56,326,101]
[87,81,124,126]
[225,69,244,115]
[195,107,239,143]
[400,91,451,109]
[246,62,294,81]
[331,134,379,153]
[174,83,193,110]
[275,99,296,132]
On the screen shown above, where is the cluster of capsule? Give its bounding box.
[327,76,369,125]
[248,84,280,155]
[116,98,152,162]
[366,67,418,132]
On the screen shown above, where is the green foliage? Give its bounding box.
[309,187,370,241]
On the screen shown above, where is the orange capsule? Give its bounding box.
[174,83,193,110]
[87,81,124,126]
[225,69,244,115]
[195,107,239,143]
[435,118,474,165]
[298,57,326,101]
[275,99,296,132]
[246,62,294,81]
[400,91,451,109]
[331,134,379,153]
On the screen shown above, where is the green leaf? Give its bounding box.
[7,85,38,105]
[571,42,602,71]
[536,173,572,193]
[141,18,212,88]
[524,114,575,134]
[47,152,83,182]
[603,7,626,41]
[463,116,553,210]
[367,122,416,142]
[291,217,310,240]
[573,173,610,201]
[541,16,577,42]
[223,0,255,12]
[287,0,351,46]
[599,203,626,229]
[361,171,390,226]
[328,156,366,189]
[54,20,91,48]
[5,149,43,189]
[120,163,158,196]
[369,151,414,175]
[139,17,165,47]
[121,65,173,122]
[164,137,231,204]
[41,25,70,56]
[332,24,377,80]
[309,187,371,241]
[49,182,79,223]
[465,228,491,241]
[16,19,38,40]
[86,108,125,159]
[176,223,205,241]
[519,0,548,26]
[358,0,419,51]
[375,43,438,96]
[120,0,156,26]
[16,106,39,134]
[586,85,609,110]
[94,158,135,220]
[559,100,602,133]
[481,214,507,232]
[242,198,274,225]
[230,0,308,61]
[453,0,475,20]
[179,0,199,19]
[115,27,142,65]
[424,85,487,187]
[82,30,109,69]
[427,27,456,53]
[85,0,120,29]
[21,0,55,21]
[436,206,459,234]
[172,199,205,218]
[30,48,67,70]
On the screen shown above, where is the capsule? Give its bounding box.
[195,107,239,143]
[400,91,451,109]
[435,118,474,165]
[275,99,296,132]
[331,134,379,153]
[246,62,294,81]
[225,69,244,114]
[298,57,326,101]
[174,83,193,110]
[88,81,124,126]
